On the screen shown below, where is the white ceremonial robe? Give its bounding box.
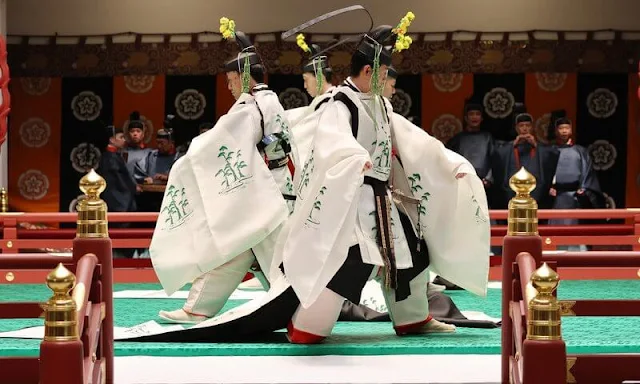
[285,86,336,171]
[150,92,290,295]
[390,113,490,297]
[272,85,416,308]
[116,86,491,343]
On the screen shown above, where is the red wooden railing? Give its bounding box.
[2,209,639,268]
[0,169,115,384]
[506,249,640,383]
[502,170,640,383]
[0,243,114,384]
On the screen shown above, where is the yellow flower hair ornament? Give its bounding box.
[296,33,311,53]
[392,11,415,53]
[394,35,413,52]
[219,17,236,40]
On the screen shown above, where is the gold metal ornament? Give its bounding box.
[507,167,538,236]
[41,263,79,341]
[76,169,108,238]
[526,263,562,340]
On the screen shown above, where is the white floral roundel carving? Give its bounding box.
[70,142,102,173]
[535,73,567,92]
[71,91,103,121]
[124,75,156,94]
[122,116,154,144]
[20,77,52,96]
[18,169,50,200]
[483,87,515,119]
[431,114,463,143]
[68,194,86,212]
[587,139,617,171]
[390,89,412,117]
[431,74,463,92]
[587,88,618,119]
[278,87,309,110]
[534,113,551,144]
[174,89,206,120]
[19,117,51,148]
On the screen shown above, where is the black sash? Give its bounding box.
[314,96,331,111]
[333,92,359,138]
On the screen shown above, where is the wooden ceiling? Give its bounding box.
[7,0,640,37]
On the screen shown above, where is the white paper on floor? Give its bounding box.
[488,281,502,289]
[460,311,501,323]
[0,321,184,340]
[359,280,500,324]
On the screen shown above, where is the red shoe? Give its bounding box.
[286,321,326,344]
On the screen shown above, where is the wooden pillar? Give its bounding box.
[501,167,543,383]
[72,168,114,384]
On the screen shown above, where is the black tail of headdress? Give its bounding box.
[281,5,374,61]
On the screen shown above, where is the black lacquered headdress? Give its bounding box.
[282,6,415,96]
[220,17,262,94]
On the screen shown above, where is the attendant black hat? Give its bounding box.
[464,98,483,114]
[512,103,532,125]
[96,119,119,148]
[547,109,572,141]
[127,111,144,131]
[157,114,174,140]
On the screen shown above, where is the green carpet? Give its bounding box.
[1,281,640,357]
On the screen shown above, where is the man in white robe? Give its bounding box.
[239,39,339,291]
[120,13,489,345]
[282,26,465,343]
[155,25,295,324]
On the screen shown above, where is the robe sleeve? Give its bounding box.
[578,146,601,192]
[133,152,151,183]
[488,144,512,209]
[538,145,561,209]
[484,135,495,183]
[98,154,137,212]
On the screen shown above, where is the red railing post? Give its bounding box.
[633,214,640,252]
[39,263,84,384]
[71,169,114,384]
[521,263,567,384]
[0,217,17,254]
[502,167,543,384]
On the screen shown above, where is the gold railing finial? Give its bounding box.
[507,167,538,236]
[0,187,8,212]
[76,168,108,238]
[41,263,79,341]
[526,262,562,341]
